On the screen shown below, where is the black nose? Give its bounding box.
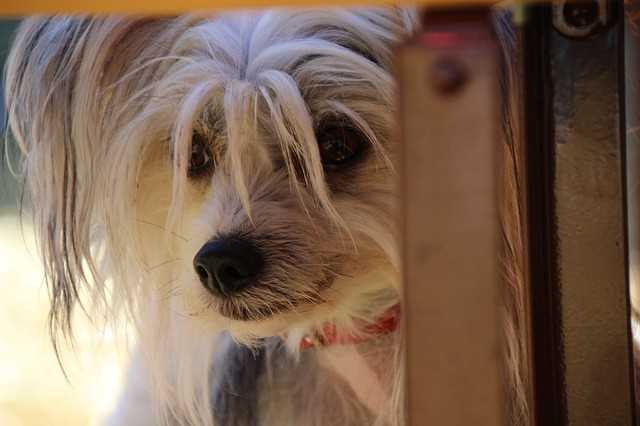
[193,238,264,297]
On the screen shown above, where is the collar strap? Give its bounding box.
[300,305,400,350]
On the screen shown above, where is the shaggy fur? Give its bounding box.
[4,7,527,426]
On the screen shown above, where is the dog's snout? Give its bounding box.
[193,238,264,297]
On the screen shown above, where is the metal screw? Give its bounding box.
[553,0,608,38]
[430,57,468,95]
[563,0,599,28]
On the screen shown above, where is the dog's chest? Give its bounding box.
[210,336,375,426]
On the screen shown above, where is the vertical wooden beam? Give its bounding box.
[398,9,504,426]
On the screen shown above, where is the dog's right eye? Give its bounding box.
[317,125,364,168]
[188,134,213,178]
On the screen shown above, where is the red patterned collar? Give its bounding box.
[299,305,401,350]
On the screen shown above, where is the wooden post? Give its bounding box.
[398,9,505,426]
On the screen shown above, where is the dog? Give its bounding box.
[4,7,525,426]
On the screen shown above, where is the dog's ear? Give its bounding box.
[4,16,180,350]
[5,17,94,351]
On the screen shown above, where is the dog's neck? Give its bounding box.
[300,305,401,417]
[298,304,401,350]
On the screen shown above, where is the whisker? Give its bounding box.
[158,277,180,288]
[136,219,189,242]
[146,258,184,272]
[159,286,182,302]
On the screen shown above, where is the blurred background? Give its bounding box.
[0,20,128,426]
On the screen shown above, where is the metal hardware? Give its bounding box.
[553,0,612,38]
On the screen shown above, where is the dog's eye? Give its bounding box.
[317,126,363,167]
[188,134,213,177]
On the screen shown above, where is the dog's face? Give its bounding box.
[133,10,412,338]
[6,9,415,342]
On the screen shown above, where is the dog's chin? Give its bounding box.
[215,297,287,322]
[215,307,305,340]
[215,276,334,322]
[216,296,305,322]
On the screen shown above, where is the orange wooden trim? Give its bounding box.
[0,0,498,16]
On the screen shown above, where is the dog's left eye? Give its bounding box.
[188,134,213,177]
[317,126,364,167]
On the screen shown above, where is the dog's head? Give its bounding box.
[5,9,416,344]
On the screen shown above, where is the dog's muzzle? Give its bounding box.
[193,237,264,297]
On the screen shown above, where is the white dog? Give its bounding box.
[4,7,524,426]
